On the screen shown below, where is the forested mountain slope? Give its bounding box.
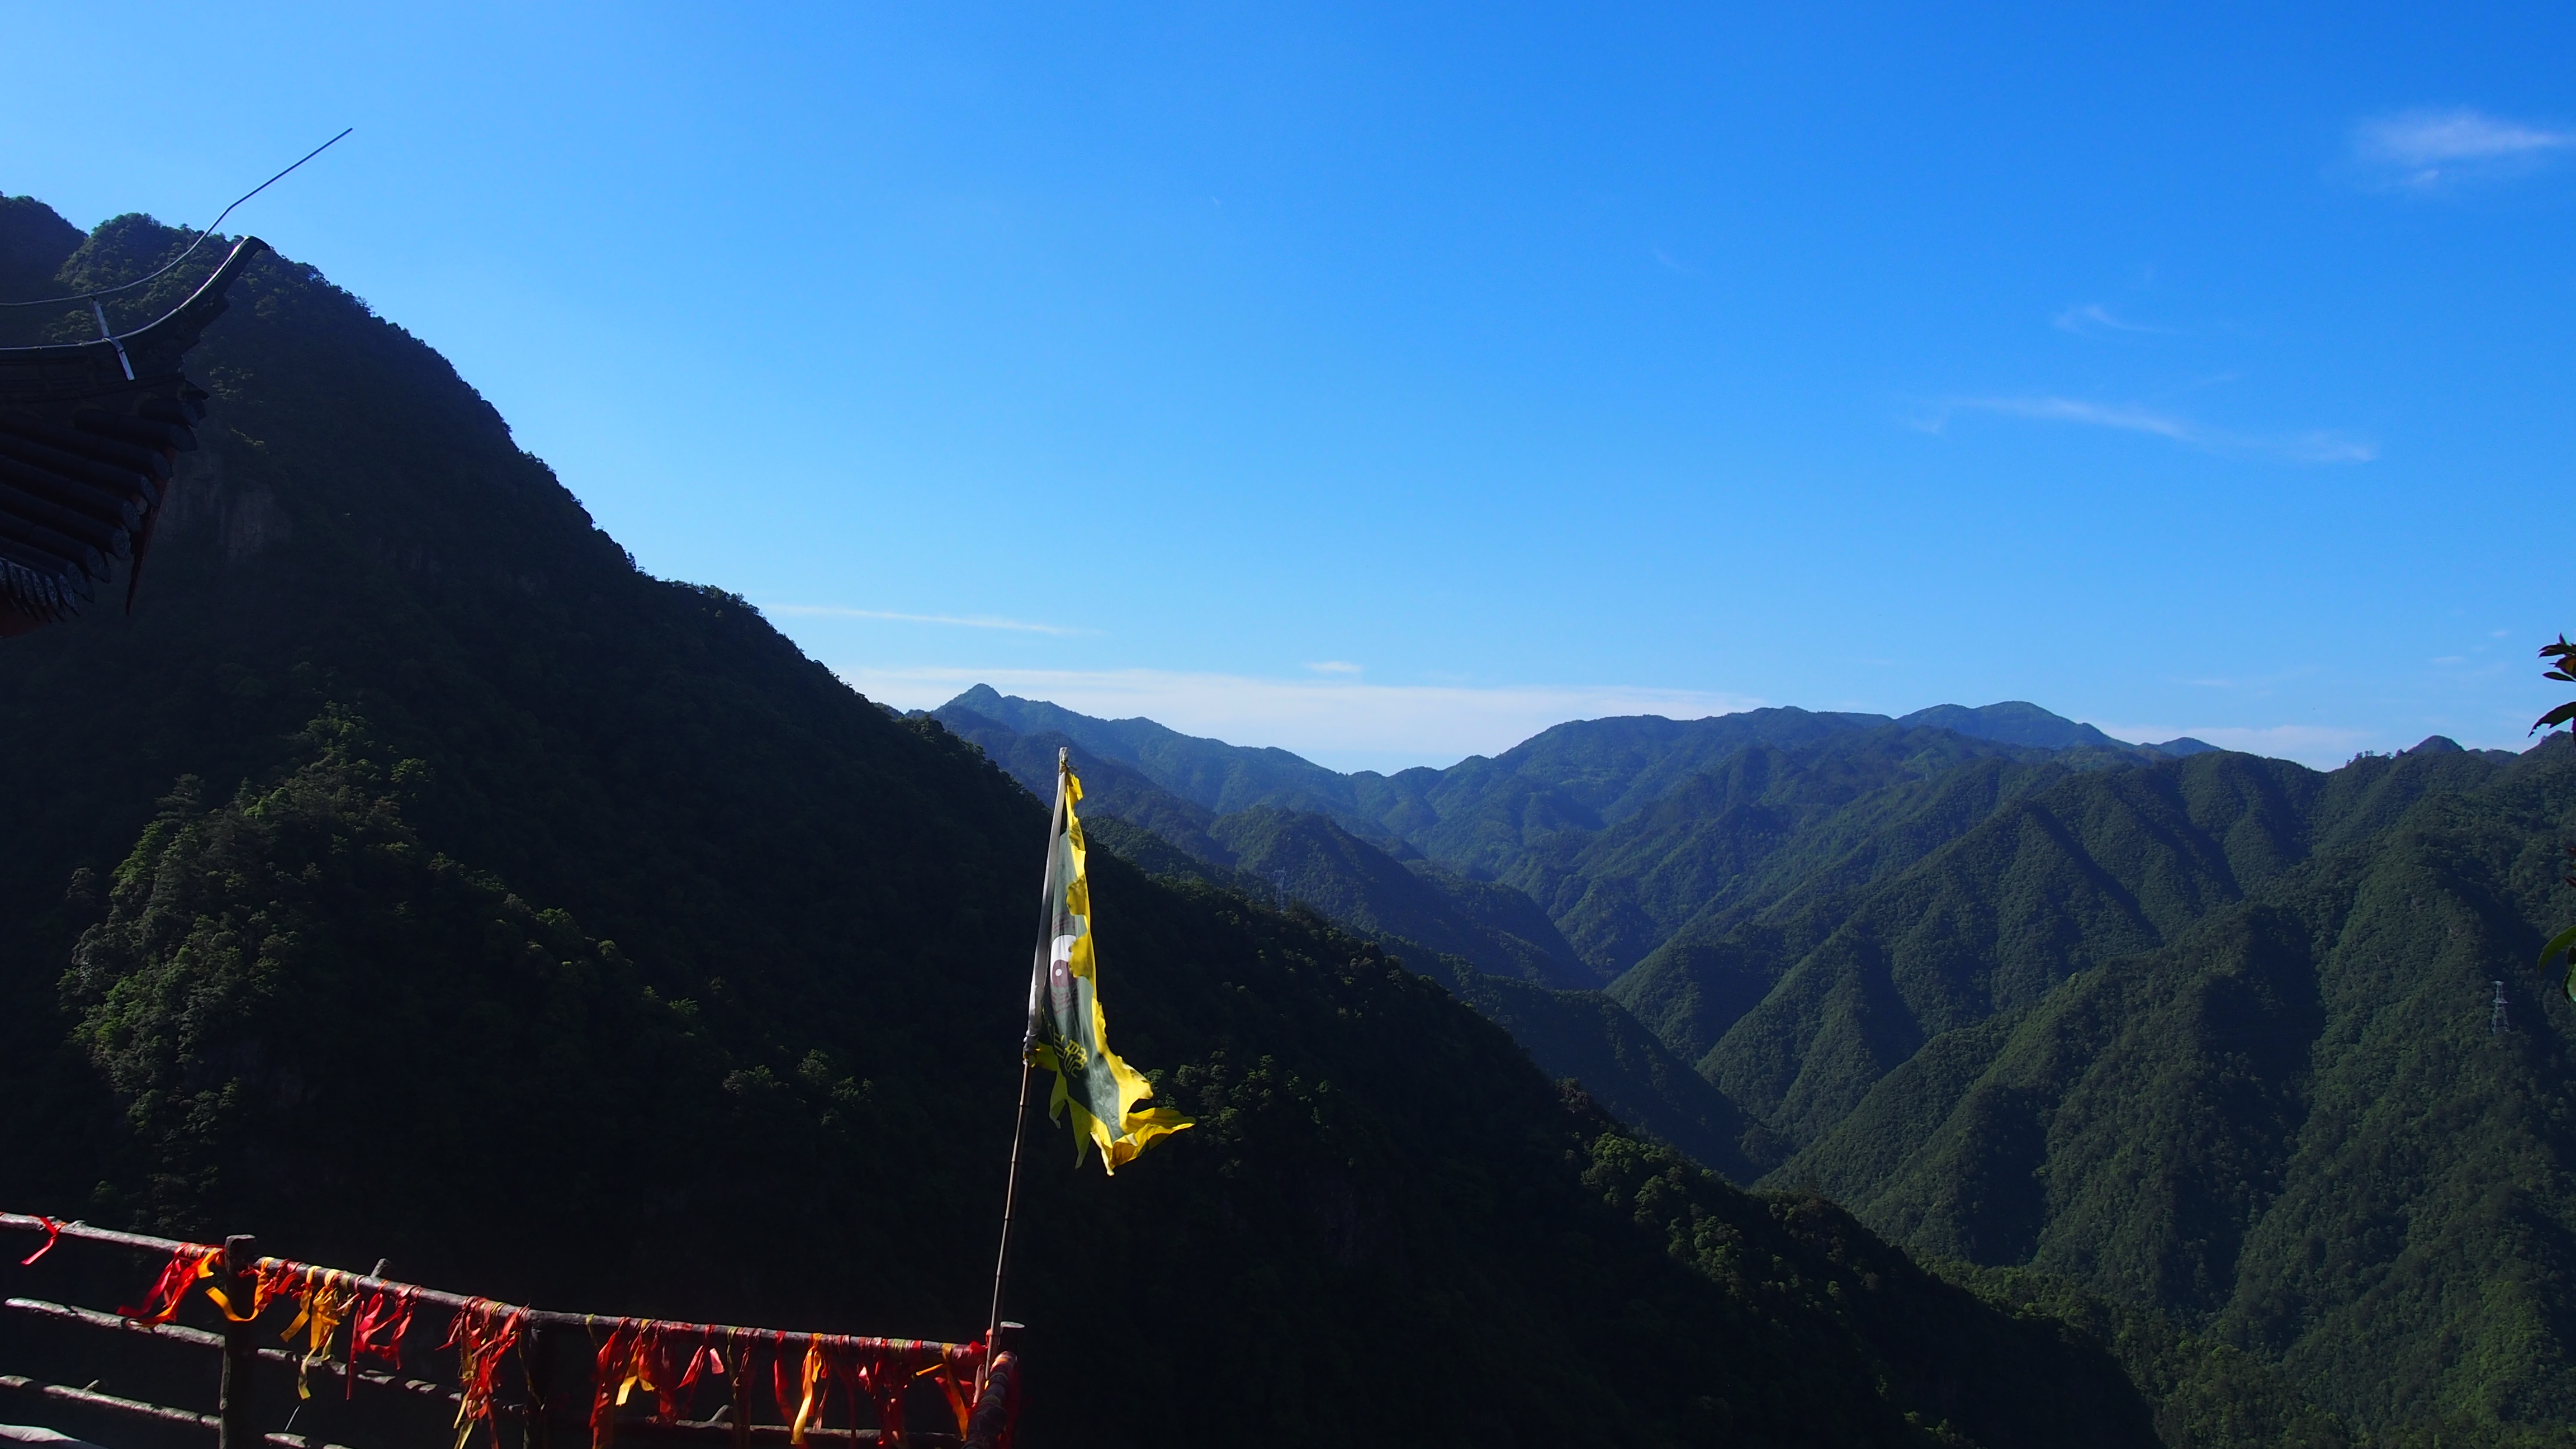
[921,692,2576,1439]
[930,702,2193,1193]
[934,702,1588,987]
[935,703,1755,1169]
[940,688,2200,977]
[1770,742,2576,1430]
[1500,726,2061,975]
[1604,747,2091,1060]
[941,684,1387,833]
[933,702,1247,866]
[0,200,2159,1448]
[1684,746,2520,1154]
[941,686,2187,876]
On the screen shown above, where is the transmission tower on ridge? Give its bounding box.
[2493,979,2510,1035]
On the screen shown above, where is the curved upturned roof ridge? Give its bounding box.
[0,236,268,636]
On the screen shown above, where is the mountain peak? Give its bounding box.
[2146,736,2220,757]
[0,193,85,313]
[1895,700,2129,751]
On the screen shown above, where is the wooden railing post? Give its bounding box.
[524,1324,552,1449]
[217,1234,257,1449]
[962,1352,1016,1449]
[726,1341,748,1449]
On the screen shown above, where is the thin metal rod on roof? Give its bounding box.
[0,128,352,310]
[90,301,131,379]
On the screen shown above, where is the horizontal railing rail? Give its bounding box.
[0,1214,1019,1449]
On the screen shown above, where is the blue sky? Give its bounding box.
[7,3,2570,771]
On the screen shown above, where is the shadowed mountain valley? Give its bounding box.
[0,200,2185,1448]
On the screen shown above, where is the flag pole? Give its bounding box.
[981,747,1068,1400]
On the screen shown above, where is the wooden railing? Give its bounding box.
[0,1215,1019,1449]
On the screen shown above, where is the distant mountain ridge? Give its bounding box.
[940,683,1380,828]
[1896,700,2217,757]
[925,691,2275,1214]
[932,687,2208,982]
[931,684,2576,1439]
[941,685,2210,822]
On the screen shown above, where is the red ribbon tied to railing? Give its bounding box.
[351,1286,415,1368]
[116,1244,221,1325]
[30,1219,1011,1449]
[591,1320,637,1449]
[348,1286,416,1397]
[16,1216,60,1267]
[443,1299,524,1449]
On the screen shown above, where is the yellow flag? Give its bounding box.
[1027,765,1192,1172]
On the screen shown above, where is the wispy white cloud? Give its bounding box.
[2359,107,2574,165]
[2052,304,2180,337]
[836,665,1765,773]
[769,605,1088,636]
[1954,396,2192,441]
[1919,395,2376,465]
[2352,107,2575,188]
[1650,246,1699,277]
[1304,660,1364,675]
